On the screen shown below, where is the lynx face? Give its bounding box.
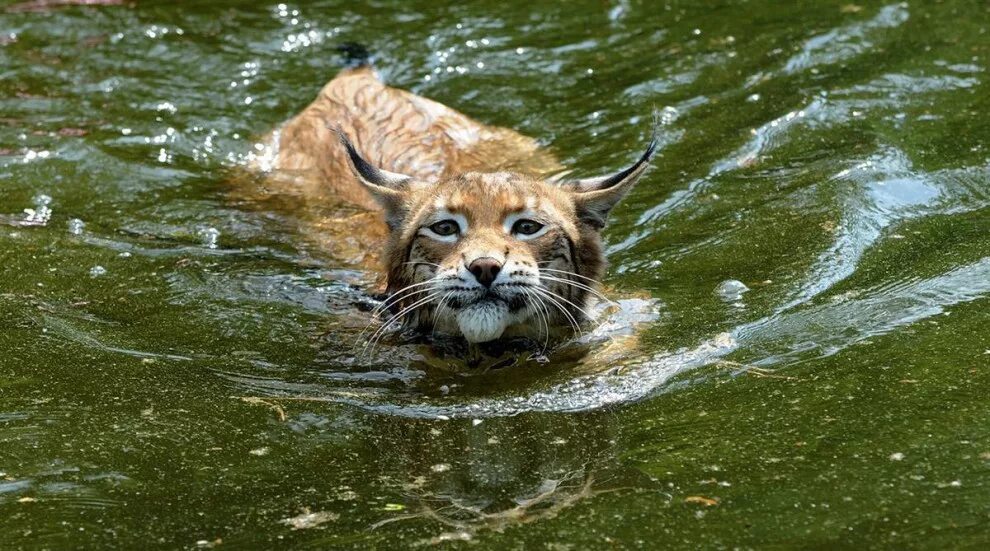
[337,130,656,343]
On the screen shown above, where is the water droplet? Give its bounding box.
[89,266,107,278]
[67,218,85,235]
[155,101,177,114]
[659,105,679,125]
[716,279,749,302]
[198,227,221,249]
[21,195,53,225]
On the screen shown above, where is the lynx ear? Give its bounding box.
[333,127,413,229]
[567,129,658,229]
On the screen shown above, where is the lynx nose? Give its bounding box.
[467,257,502,288]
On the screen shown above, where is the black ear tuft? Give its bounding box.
[329,125,415,230]
[331,125,412,189]
[568,116,661,229]
[336,42,375,69]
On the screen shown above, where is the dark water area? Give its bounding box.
[2,0,989,547]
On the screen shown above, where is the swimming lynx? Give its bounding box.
[258,49,655,345]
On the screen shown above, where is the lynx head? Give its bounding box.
[337,128,656,344]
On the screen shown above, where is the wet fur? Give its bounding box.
[380,173,604,340]
[256,61,655,344]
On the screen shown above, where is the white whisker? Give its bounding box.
[371,282,437,318]
[521,287,550,352]
[431,291,455,338]
[535,285,590,320]
[531,287,582,337]
[538,266,605,286]
[401,261,443,269]
[538,275,616,306]
[363,291,444,355]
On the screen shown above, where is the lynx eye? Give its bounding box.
[428,219,460,237]
[512,219,544,236]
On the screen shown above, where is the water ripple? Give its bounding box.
[782,3,910,76]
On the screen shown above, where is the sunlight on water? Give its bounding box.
[1,0,989,547]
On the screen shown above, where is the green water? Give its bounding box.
[2,0,990,547]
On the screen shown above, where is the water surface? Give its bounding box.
[2,0,990,547]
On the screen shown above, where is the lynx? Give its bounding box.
[261,49,655,344]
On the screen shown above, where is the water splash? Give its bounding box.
[197,227,221,249]
[67,218,86,235]
[716,280,749,303]
[19,194,53,226]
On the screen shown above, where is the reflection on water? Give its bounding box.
[2,0,989,547]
